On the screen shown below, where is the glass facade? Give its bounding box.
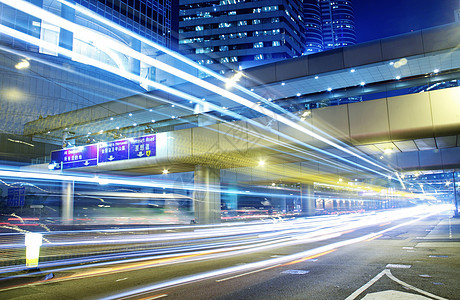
[303,0,323,54]
[73,0,173,48]
[0,0,175,136]
[178,0,305,74]
[320,0,356,51]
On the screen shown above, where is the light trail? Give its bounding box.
[0,0,394,177]
[100,205,449,300]
[0,205,449,292]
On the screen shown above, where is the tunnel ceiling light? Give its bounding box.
[327,88,332,92]
[433,69,439,74]
[281,82,285,86]
[360,81,365,86]
[395,75,401,80]
[162,169,169,174]
[128,113,132,117]
[314,75,319,79]
[350,69,356,73]
[258,160,265,166]
[384,148,393,154]
[296,93,301,97]
[15,59,30,70]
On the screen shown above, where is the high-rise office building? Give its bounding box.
[303,0,323,54]
[320,0,356,51]
[178,0,305,74]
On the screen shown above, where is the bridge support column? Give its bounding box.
[61,181,74,225]
[301,184,315,216]
[193,166,221,224]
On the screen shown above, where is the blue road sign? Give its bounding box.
[129,135,156,159]
[98,140,129,163]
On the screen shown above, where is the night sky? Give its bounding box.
[354,0,459,43]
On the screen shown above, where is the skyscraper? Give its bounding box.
[320,0,356,51]
[178,0,305,74]
[303,0,323,54]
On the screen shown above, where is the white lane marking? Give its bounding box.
[448,217,452,239]
[361,290,430,299]
[419,274,431,278]
[385,270,448,300]
[345,269,448,300]
[403,246,414,250]
[386,264,411,269]
[345,269,387,300]
[116,278,128,282]
[281,270,309,275]
[215,264,282,282]
[151,294,168,299]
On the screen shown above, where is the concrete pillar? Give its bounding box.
[61,181,74,225]
[301,184,315,216]
[193,166,221,224]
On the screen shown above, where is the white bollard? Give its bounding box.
[25,232,43,268]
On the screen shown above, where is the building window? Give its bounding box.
[238,20,247,26]
[253,19,261,25]
[255,54,263,60]
[230,56,238,62]
[196,47,212,54]
[254,42,263,48]
[272,41,280,46]
[220,57,229,63]
[220,45,229,51]
[219,22,231,28]
[263,6,278,12]
[195,25,204,31]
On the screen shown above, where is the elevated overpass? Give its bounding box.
[23,23,460,223]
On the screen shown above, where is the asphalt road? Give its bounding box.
[0,208,459,300]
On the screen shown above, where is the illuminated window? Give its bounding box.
[254,42,263,48]
[220,45,228,51]
[263,6,278,12]
[220,57,229,63]
[272,41,280,46]
[219,22,231,28]
[238,20,247,26]
[253,19,261,24]
[255,54,263,60]
[196,47,212,54]
[195,25,204,31]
